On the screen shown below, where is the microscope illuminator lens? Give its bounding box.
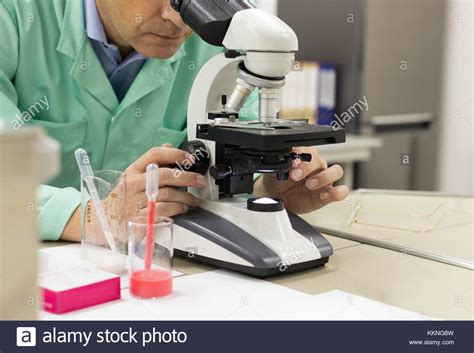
[247,198,285,212]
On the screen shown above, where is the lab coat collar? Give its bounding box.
[57,0,119,113]
[116,45,187,115]
[56,0,188,115]
[56,0,86,60]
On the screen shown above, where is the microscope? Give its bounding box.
[170,0,345,277]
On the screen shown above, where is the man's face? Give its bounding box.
[97,0,193,59]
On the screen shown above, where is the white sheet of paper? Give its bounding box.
[303,192,474,264]
[308,290,432,320]
[353,203,448,232]
[40,270,432,321]
[39,262,119,292]
[38,244,183,290]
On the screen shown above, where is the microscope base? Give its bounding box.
[174,249,329,278]
[173,207,333,278]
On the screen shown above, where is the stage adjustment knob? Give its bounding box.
[209,165,232,180]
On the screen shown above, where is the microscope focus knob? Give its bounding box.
[291,152,312,163]
[209,165,233,180]
[178,140,210,176]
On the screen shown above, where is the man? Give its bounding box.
[0,0,349,243]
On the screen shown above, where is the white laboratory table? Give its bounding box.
[41,231,472,320]
[38,190,473,321]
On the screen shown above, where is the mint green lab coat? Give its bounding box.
[0,0,258,241]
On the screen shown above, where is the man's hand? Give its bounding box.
[253,146,349,214]
[61,144,204,242]
[125,144,204,219]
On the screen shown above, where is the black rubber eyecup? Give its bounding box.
[170,0,182,12]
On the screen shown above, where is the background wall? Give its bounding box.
[357,0,446,191]
[278,0,364,134]
[258,0,472,194]
[437,0,474,195]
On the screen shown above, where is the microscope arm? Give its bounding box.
[172,0,298,121]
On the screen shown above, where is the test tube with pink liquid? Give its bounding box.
[128,164,173,299]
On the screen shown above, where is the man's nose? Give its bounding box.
[162,4,187,28]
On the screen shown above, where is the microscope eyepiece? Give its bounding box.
[169,0,254,47]
[170,0,182,12]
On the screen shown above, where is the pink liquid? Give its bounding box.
[130,269,173,299]
[144,201,156,270]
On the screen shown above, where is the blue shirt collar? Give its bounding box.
[84,0,146,62]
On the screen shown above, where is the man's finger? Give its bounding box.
[290,147,327,182]
[139,202,189,218]
[129,192,148,212]
[305,165,344,190]
[126,168,206,191]
[126,173,146,194]
[160,168,207,188]
[318,185,350,202]
[129,147,191,173]
[157,187,199,207]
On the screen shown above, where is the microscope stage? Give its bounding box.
[196,122,346,150]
